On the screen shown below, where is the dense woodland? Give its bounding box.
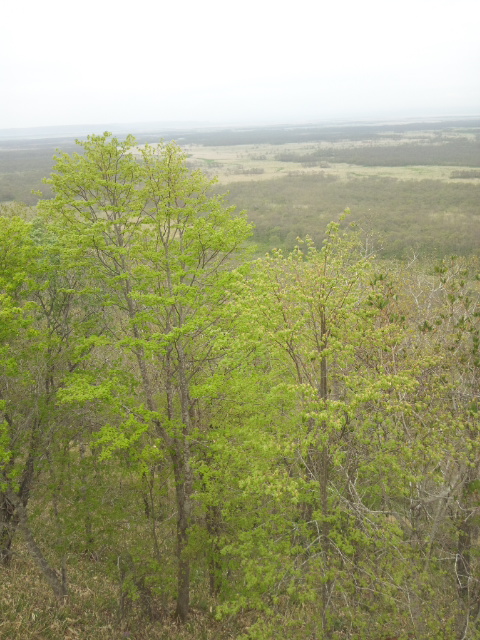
[0,132,479,639]
[222,174,480,257]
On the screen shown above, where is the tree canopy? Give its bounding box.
[1,133,479,639]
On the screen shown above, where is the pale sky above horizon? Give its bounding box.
[1,0,479,130]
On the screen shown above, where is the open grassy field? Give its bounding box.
[185,140,479,184]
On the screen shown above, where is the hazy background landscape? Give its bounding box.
[1,116,479,258]
[2,0,478,258]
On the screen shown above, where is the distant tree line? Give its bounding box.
[275,138,480,167]
[450,169,480,179]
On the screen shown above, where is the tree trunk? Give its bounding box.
[206,503,222,597]
[8,491,68,600]
[79,441,94,553]
[172,337,195,622]
[317,313,333,638]
[172,450,193,622]
[0,492,17,566]
[0,441,38,566]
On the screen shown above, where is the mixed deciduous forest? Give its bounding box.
[0,125,479,639]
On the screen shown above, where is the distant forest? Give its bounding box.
[222,173,480,257]
[274,138,480,167]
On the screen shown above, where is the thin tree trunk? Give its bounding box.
[172,450,193,622]
[0,434,39,566]
[206,504,222,597]
[172,336,195,622]
[0,492,17,566]
[79,441,94,553]
[318,312,333,638]
[8,491,67,600]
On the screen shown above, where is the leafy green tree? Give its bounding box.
[0,213,97,597]
[0,215,37,564]
[39,133,252,620]
[197,220,431,637]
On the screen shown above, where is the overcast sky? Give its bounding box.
[1,0,479,129]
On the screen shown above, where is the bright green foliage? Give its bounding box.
[198,221,427,635]
[39,133,253,621]
[2,133,480,638]
[0,211,99,575]
[0,216,36,483]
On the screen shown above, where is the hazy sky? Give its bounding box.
[2,0,479,129]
